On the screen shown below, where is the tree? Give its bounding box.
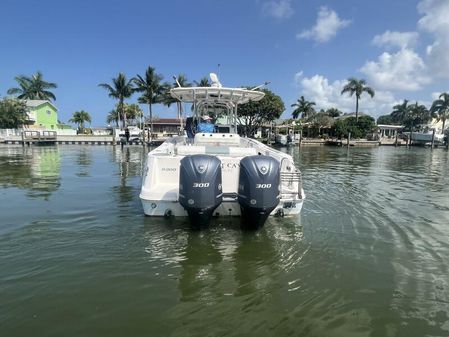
[133,66,165,140]
[193,77,210,87]
[0,98,28,128]
[377,115,394,125]
[430,93,449,134]
[331,115,376,139]
[332,119,349,139]
[341,78,375,122]
[391,99,410,125]
[7,72,57,101]
[99,73,134,128]
[124,103,143,125]
[237,88,285,136]
[172,74,191,129]
[404,102,430,131]
[106,109,119,127]
[326,107,342,118]
[306,111,335,137]
[291,96,316,119]
[106,103,143,127]
[69,110,91,132]
[161,82,177,111]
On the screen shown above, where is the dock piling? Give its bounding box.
[431,129,436,149]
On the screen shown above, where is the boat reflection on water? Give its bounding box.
[111,146,147,206]
[112,145,147,179]
[75,148,93,177]
[141,216,308,334]
[0,146,61,199]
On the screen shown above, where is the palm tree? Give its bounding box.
[98,73,134,128]
[124,103,143,126]
[430,93,449,134]
[69,110,91,132]
[391,99,410,124]
[193,77,210,87]
[406,102,430,132]
[7,72,57,101]
[340,78,375,122]
[172,74,191,129]
[133,66,165,141]
[291,96,316,119]
[106,109,119,127]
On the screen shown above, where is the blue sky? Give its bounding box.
[1,0,448,126]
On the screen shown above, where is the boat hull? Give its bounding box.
[410,132,444,143]
[141,198,304,217]
[139,134,305,225]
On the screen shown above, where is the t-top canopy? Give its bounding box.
[170,87,265,106]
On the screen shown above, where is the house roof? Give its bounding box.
[25,100,58,111]
[145,118,182,125]
[377,124,404,130]
[335,112,369,120]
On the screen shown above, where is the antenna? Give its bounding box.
[251,81,271,91]
[172,75,181,87]
[209,73,222,88]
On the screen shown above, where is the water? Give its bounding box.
[1,145,449,337]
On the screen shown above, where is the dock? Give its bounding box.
[1,131,168,146]
[300,139,380,147]
[21,130,57,146]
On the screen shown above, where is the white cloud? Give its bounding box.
[431,92,441,100]
[417,0,449,77]
[372,30,419,49]
[431,91,449,100]
[297,6,351,43]
[262,0,294,19]
[296,74,396,117]
[360,49,431,91]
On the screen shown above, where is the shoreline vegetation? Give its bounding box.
[0,68,448,145]
[0,135,444,148]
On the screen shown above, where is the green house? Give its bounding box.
[25,100,58,129]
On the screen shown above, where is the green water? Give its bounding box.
[1,145,449,337]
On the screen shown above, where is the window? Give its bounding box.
[46,110,51,115]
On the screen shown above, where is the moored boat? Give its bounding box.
[275,134,288,146]
[409,129,444,144]
[139,74,305,228]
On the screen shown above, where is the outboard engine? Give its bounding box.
[179,154,223,227]
[238,156,280,229]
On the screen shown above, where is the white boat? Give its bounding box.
[139,74,305,228]
[274,125,298,146]
[117,126,142,141]
[410,129,444,144]
[275,134,288,146]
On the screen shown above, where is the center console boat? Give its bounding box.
[140,74,305,228]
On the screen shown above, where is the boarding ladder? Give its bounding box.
[280,158,303,199]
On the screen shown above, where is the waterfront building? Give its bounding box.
[377,124,403,139]
[145,118,182,138]
[25,100,59,130]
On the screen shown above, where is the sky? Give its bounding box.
[1,0,449,126]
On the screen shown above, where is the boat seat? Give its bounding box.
[176,145,206,155]
[176,145,257,157]
[194,133,240,146]
[226,147,257,156]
